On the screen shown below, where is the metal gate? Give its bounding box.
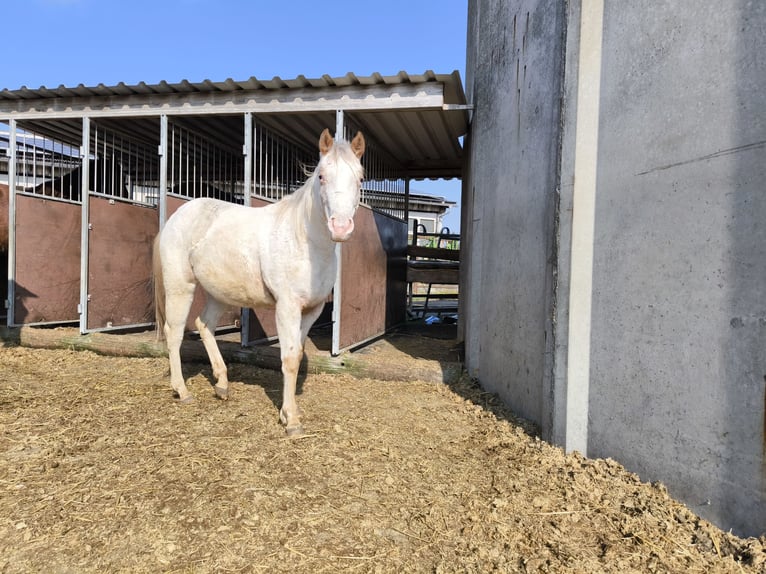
[6,122,82,326]
[84,120,160,332]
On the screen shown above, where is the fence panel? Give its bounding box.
[86,196,157,330]
[334,205,407,353]
[13,194,81,324]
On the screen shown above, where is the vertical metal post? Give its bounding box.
[6,119,17,326]
[404,178,410,227]
[78,117,91,333]
[241,112,253,345]
[335,109,344,140]
[331,109,345,355]
[159,114,168,227]
[259,126,264,198]
[244,112,253,207]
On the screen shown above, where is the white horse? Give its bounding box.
[153,129,365,435]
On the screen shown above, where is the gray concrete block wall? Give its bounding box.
[464,0,765,536]
[587,1,766,537]
[463,0,565,425]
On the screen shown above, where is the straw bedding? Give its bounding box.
[0,345,763,573]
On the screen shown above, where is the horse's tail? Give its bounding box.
[152,233,166,341]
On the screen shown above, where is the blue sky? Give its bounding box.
[5,0,467,230]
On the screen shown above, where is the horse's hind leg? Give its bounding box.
[195,297,230,400]
[164,284,196,403]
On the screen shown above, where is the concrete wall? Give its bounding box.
[587,1,766,537]
[464,0,766,536]
[463,0,565,425]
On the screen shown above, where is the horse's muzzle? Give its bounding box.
[328,216,355,242]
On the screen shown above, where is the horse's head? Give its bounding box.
[316,128,365,242]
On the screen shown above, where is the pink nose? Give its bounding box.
[328,216,354,241]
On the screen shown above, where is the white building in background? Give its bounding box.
[406,191,456,234]
[361,186,456,236]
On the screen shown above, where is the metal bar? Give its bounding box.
[255,120,260,198]
[79,116,91,333]
[331,109,344,356]
[57,138,63,196]
[127,137,132,199]
[335,109,344,140]
[119,133,124,197]
[243,112,252,206]
[159,114,168,226]
[195,129,200,195]
[110,131,116,196]
[168,120,174,197]
[30,131,37,192]
[268,129,273,198]
[269,125,273,197]
[274,129,285,199]
[7,120,17,325]
[404,178,410,225]
[241,113,253,344]
[205,136,210,197]
[184,125,190,196]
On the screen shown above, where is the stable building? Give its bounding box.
[0,71,469,355]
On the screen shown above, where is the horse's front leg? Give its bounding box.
[275,300,305,436]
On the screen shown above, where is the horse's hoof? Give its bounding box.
[176,394,195,404]
[214,385,229,400]
[285,424,304,437]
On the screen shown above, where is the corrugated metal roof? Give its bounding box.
[0,70,465,103]
[0,71,469,179]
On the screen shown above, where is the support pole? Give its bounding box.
[331,109,345,355]
[6,120,17,326]
[241,112,253,345]
[335,109,344,140]
[404,178,410,227]
[243,112,252,208]
[78,117,91,333]
[158,114,168,227]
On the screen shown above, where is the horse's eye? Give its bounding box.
[318,174,324,182]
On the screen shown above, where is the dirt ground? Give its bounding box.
[1,343,764,573]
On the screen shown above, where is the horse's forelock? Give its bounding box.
[324,139,364,180]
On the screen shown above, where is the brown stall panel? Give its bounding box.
[336,205,407,353]
[166,195,242,331]
[14,195,81,324]
[0,250,7,323]
[246,306,278,343]
[0,184,9,252]
[86,196,158,330]
[1,184,8,321]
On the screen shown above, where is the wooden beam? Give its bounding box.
[407,245,461,261]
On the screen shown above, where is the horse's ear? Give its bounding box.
[351,131,365,159]
[319,129,334,155]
